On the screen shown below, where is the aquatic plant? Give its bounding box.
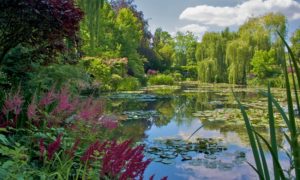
[235,32,300,179]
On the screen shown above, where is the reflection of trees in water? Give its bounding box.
[104,87,287,149]
[154,100,175,127]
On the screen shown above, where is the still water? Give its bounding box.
[104,83,290,180]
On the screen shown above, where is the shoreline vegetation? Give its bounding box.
[0,0,299,179]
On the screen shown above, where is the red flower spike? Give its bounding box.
[47,134,63,160]
[39,139,45,159]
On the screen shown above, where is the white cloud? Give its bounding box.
[176,24,208,39]
[179,0,300,27]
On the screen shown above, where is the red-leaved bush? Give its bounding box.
[0,0,84,64]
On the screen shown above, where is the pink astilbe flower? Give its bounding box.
[47,134,63,160]
[77,98,103,122]
[39,88,57,107]
[101,140,151,180]
[27,103,37,120]
[2,90,24,115]
[53,88,74,114]
[98,115,118,130]
[39,139,45,159]
[27,96,40,123]
[80,140,107,163]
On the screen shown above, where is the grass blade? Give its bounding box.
[277,31,300,86]
[278,31,300,178]
[267,85,279,180]
[233,90,264,177]
[260,90,291,131]
[255,133,270,180]
[288,57,300,115]
[247,162,265,180]
[253,130,286,180]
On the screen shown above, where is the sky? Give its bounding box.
[135,0,300,39]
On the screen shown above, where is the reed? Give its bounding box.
[234,31,300,179]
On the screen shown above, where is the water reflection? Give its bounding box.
[103,83,290,179]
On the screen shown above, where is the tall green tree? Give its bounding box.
[116,8,143,77]
[77,0,104,55]
[226,40,251,84]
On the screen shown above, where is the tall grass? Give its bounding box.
[234,32,300,179]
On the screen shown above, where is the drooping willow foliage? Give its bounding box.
[195,13,287,85]
[77,0,104,55]
[226,40,251,84]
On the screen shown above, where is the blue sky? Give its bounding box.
[135,0,300,39]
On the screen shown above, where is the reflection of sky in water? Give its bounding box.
[144,118,259,179]
[107,86,292,179]
[143,116,290,179]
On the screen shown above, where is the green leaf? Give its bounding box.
[0,134,9,145]
[267,85,279,180]
[233,90,264,178]
[253,130,286,179]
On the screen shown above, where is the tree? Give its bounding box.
[77,0,104,55]
[226,40,251,84]
[173,32,197,67]
[0,0,83,85]
[115,8,143,77]
[251,49,280,79]
[0,0,83,63]
[291,29,300,61]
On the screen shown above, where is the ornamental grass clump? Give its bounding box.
[234,32,300,179]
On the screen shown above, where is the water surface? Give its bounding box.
[104,83,290,180]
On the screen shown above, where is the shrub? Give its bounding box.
[172,72,183,81]
[27,64,91,93]
[148,74,174,85]
[116,77,141,91]
[111,74,123,90]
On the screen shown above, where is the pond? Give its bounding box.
[103,83,291,180]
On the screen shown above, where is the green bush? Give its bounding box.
[248,75,285,88]
[116,77,141,91]
[180,65,198,80]
[148,74,174,85]
[171,72,182,81]
[28,64,91,93]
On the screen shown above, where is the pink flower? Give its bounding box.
[98,115,118,130]
[77,98,103,122]
[101,140,151,180]
[80,141,107,163]
[47,134,63,160]
[2,91,24,115]
[39,88,56,107]
[53,88,74,114]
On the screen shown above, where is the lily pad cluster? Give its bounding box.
[123,110,159,121]
[193,108,287,128]
[143,138,241,166]
[109,93,157,102]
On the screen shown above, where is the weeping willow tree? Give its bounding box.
[198,58,217,83]
[226,40,251,84]
[77,0,104,55]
